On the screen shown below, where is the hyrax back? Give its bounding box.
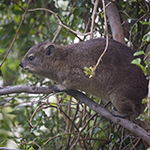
[19,38,148,117]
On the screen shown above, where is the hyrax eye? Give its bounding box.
[28,56,35,61]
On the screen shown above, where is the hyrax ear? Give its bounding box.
[45,45,55,55]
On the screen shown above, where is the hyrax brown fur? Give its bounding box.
[19,38,148,118]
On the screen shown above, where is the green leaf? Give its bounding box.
[142,31,150,42]
[143,106,148,113]
[73,8,83,16]
[131,58,147,73]
[139,21,150,26]
[144,61,150,66]
[45,120,55,129]
[74,18,83,26]
[84,66,96,78]
[9,109,23,115]
[138,9,144,14]
[133,51,145,56]
[142,98,147,104]
[93,127,99,134]
[131,58,141,65]
[69,14,74,24]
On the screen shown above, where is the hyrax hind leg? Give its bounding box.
[109,93,141,118]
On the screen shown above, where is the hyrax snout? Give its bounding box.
[19,38,148,118]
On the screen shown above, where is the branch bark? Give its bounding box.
[0,85,53,95]
[105,1,125,44]
[0,86,149,144]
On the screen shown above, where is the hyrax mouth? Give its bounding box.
[19,62,30,72]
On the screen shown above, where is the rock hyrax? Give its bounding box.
[19,38,148,118]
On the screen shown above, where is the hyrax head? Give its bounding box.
[19,41,56,78]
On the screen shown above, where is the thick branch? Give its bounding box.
[0,85,53,95]
[105,1,125,44]
[0,86,149,144]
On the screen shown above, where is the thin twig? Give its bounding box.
[28,141,42,150]
[28,8,91,37]
[52,27,63,43]
[90,0,99,39]
[0,0,32,68]
[13,1,25,11]
[41,134,61,148]
[130,138,141,150]
[70,113,97,149]
[93,0,109,71]
[52,2,76,42]
[29,102,50,128]
[129,13,147,45]
[97,2,112,15]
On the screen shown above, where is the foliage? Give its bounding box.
[0,0,150,149]
[84,66,96,78]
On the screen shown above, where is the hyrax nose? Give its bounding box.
[19,61,23,68]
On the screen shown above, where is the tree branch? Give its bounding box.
[0,86,149,144]
[0,85,53,95]
[105,1,125,44]
[28,8,91,37]
[52,2,76,43]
